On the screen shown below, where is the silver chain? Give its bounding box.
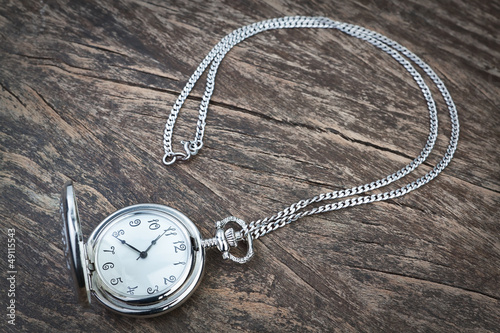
[162,16,459,240]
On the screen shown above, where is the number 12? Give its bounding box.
[174,240,186,253]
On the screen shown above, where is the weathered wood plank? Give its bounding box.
[1,0,499,332]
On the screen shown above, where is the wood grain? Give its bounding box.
[1,0,499,332]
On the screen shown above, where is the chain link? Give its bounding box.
[162,16,459,240]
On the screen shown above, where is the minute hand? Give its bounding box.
[137,230,166,260]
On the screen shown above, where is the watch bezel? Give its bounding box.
[87,204,205,317]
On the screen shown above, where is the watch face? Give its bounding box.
[94,209,192,299]
[87,204,205,316]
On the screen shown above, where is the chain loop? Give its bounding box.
[162,16,459,241]
[162,153,179,166]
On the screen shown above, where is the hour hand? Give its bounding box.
[116,237,142,254]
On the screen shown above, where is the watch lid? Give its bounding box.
[61,181,91,305]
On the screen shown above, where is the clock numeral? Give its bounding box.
[148,219,160,230]
[174,240,186,253]
[110,277,123,285]
[164,226,177,237]
[147,285,159,294]
[103,246,115,254]
[112,229,125,238]
[164,276,176,284]
[129,219,141,227]
[102,262,114,270]
[174,261,186,266]
[127,286,138,295]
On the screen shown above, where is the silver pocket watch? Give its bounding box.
[62,182,252,317]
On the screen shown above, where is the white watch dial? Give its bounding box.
[94,211,192,298]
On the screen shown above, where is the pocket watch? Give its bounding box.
[61,182,205,316]
[61,182,252,317]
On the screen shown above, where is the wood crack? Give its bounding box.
[342,263,500,301]
[206,98,432,166]
[0,82,27,108]
[10,51,178,87]
[393,253,452,269]
[70,41,130,57]
[109,64,180,82]
[26,85,77,132]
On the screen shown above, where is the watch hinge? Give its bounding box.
[84,243,95,271]
[87,261,95,271]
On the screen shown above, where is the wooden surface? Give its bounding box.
[1,0,499,332]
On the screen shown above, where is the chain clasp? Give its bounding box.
[162,141,200,165]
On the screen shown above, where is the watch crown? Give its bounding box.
[201,216,254,264]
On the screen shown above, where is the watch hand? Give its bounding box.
[116,237,142,254]
[137,230,166,260]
